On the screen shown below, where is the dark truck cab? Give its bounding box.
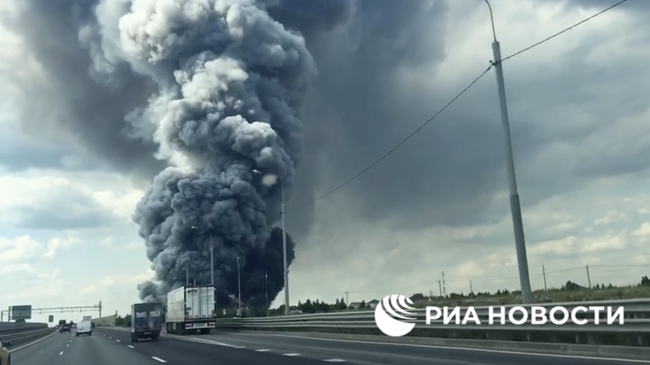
[130,302,163,342]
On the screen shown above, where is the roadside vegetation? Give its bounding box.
[265,275,650,316]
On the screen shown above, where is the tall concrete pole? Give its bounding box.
[281,183,290,315]
[485,0,533,304]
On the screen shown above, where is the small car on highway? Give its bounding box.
[59,323,70,333]
[0,338,13,365]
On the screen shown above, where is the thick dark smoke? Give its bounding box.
[4,0,345,307]
[107,0,316,304]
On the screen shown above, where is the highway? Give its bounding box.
[9,327,650,365]
[186,331,650,365]
[9,327,331,365]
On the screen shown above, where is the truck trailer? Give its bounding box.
[165,285,216,335]
[130,302,164,342]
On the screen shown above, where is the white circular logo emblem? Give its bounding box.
[374,294,417,337]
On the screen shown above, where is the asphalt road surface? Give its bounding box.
[194,330,650,365]
[10,327,650,365]
[9,327,334,365]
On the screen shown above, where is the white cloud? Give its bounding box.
[0,170,149,321]
[79,270,153,296]
[633,222,650,239]
[0,235,40,262]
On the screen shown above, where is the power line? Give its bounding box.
[287,66,492,213]
[501,0,629,62]
[287,0,630,213]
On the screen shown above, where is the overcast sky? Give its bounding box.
[1,0,649,323]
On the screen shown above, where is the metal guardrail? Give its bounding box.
[216,298,650,347]
[0,327,55,347]
[0,323,47,334]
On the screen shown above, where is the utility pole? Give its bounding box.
[237,256,242,314]
[470,280,474,294]
[586,265,592,288]
[484,0,533,304]
[254,169,290,315]
[542,265,548,291]
[185,267,189,286]
[190,226,215,292]
[437,280,442,297]
[441,271,447,297]
[345,292,349,306]
[265,271,269,317]
[281,183,290,315]
[210,239,214,285]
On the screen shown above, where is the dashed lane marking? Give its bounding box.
[168,335,245,349]
[59,351,64,355]
[128,345,134,349]
[256,349,271,352]
[152,356,167,363]
[116,340,121,342]
[283,353,301,357]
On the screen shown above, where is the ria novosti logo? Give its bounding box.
[374,294,418,337]
[374,294,626,337]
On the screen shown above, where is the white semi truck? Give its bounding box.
[164,285,217,335]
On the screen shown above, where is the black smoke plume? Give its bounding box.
[112,0,315,304]
[5,0,321,307]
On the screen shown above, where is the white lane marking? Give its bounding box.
[128,345,134,349]
[168,335,245,348]
[260,334,650,364]
[8,329,58,353]
[323,360,346,363]
[66,344,69,347]
[108,336,112,339]
[283,353,301,356]
[152,356,167,363]
[59,351,64,355]
[116,339,121,342]
[255,349,271,352]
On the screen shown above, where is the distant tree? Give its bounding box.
[641,276,650,287]
[561,281,582,291]
[339,297,347,310]
[410,293,426,302]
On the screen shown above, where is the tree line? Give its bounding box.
[112,275,650,320]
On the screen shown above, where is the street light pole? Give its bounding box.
[484,0,532,304]
[280,183,290,315]
[185,267,189,287]
[265,271,269,317]
[191,226,214,286]
[190,226,218,315]
[237,256,242,314]
[252,169,290,315]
